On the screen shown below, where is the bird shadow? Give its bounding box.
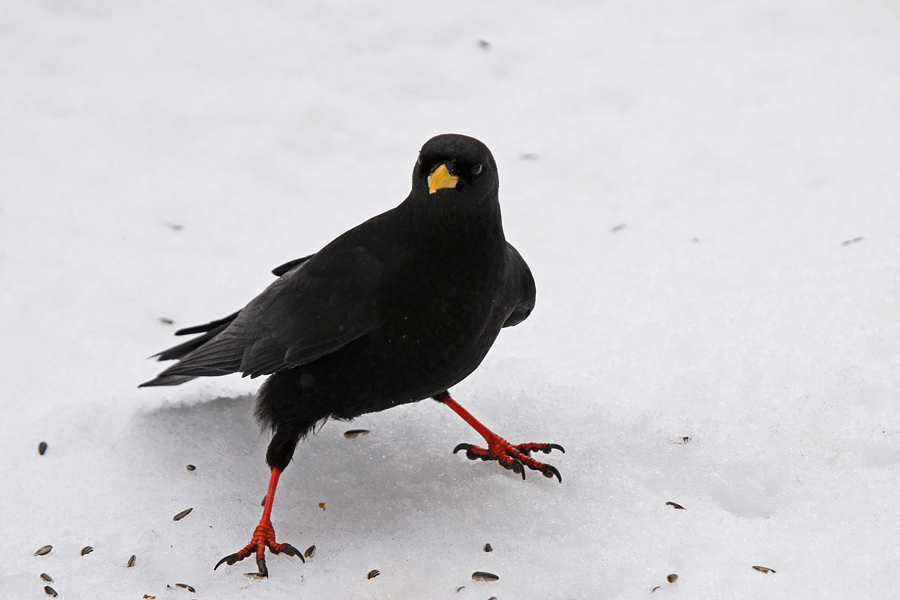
[127,393,498,538]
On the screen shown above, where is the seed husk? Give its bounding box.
[175,583,196,592]
[344,429,370,438]
[667,574,678,583]
[81,545,93,556]
[185,464,196,471]
[261,496,267,507]
[173,508,193,521]
[34,545,53,556]
[38,442,48,455]
[483,543,493,552]
[44,586,58,598]
[456,586,465,592]
[304,545,316,559]
[243,572,266,579]
[472,571,499,582]
[666,501,685,510]
[752,565,776,574]
[127,554,136,567]
[40,573,53,583]
[367,569,380,579]
[651,586,661,592]
[489,597,498,600]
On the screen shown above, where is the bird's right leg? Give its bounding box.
[213,466,304,577]
[214,419,307,577]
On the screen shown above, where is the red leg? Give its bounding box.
[214,467,304,577]
[441,394,564,482]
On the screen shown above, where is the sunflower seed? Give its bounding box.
[489,597,498,600]
[456,586,465,592]
[34,545,52,556]
[304,545,316,559]
[344,429,370,438]
[44,586,58,597]
[127,554,136,567]
[483,543,493,552]
[667,574,678,583]
[367,569,380,579]
[752,565,776,574]
[173,508,193,521]
[651,586,661,592]
[472,571,499,582]
[261,496,267,507]
[666,501,685,510]
[38,442,48,455]
[185,464,196,471]
[243,572,266,579]
[175,583,196,592]
[40,573,53,583]
[81,545,94,555]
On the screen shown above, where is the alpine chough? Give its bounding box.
[141,133,563,577]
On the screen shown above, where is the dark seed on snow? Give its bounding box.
[44,586,58,597]
[456,586,465,592]
[186,464,196,471]
[367,569,380,580]
[127,554,136,567]
[175,583,196,592]
[489,597,498,600]
[35,545,53,556]
[38,442,48,455]
[666,501,685,510]
[472,571,499,582]
[40,573,53,583]
[244,572,266,579]
[483,543,493,552]
[173,508,193,521]
[667,574,679,583]
[344,429,370,438]
[261,496,267,507]
[81,546,93,556]
[304,545,316,559]
[651,586,661,592]
[752,565,776,574]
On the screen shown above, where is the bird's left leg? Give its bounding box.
[434,392,564,482]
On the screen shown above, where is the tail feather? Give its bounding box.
[141,311,241,387]
[139,374,199,387]
[153,312,239,362]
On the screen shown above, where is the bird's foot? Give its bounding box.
[213,519,304,577]
[453,437,565,482]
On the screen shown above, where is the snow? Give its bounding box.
[2,0,899,598]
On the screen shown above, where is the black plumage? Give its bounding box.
[141,134,560,577]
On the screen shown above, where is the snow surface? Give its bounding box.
[2,1,899,598]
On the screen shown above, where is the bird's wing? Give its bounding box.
[270,254,315,277]
[501,242,536,328]
[147,245,385,380]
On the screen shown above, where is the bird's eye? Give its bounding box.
[471,163,483,176]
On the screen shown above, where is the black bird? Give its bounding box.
[141,134,563,577]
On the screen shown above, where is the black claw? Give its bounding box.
[543,443,565,454]
[214,553,241,571]
[513,459,526,480]
[279,544,305,563]
[256,557,269,578]
[542,464,562,483]
[453,443,472,454]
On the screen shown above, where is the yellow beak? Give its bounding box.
[428,163,459,194]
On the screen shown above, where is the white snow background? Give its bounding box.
[2,1,899,599]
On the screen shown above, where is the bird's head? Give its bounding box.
[412,134,499,204]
